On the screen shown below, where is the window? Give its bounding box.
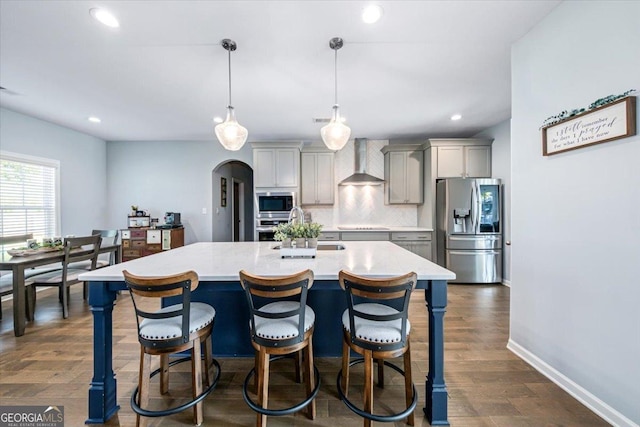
[0,151,60,250]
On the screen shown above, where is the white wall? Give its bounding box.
[106,140,252,244]
[0,108,108,235]
[510,2,640,425]
[475,119,511,283]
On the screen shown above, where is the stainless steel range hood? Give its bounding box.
[339,138,385,186]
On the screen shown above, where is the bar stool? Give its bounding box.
[337,270,418,426]
[239,269,320,427]
[123,270,221,427]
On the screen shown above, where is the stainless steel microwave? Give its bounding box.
[256,191,295,218]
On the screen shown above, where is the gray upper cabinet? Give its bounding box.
[427,139,492,178]
[381,144,423,204]
[300,150,334,205]
[252,142,302,188]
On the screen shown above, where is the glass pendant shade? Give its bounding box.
[215,106,248,151]
[321,105,351,151]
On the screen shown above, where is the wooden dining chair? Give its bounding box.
[337,269,418,427]
[27,235,101,319]
[123,270,220,427]
[239,269,320,427]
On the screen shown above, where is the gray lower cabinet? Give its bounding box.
[391,232,432,260]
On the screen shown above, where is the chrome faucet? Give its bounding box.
[288,206,305,226]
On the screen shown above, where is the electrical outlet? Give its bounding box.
[202,208,207,214]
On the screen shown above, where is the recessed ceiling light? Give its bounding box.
[213,116,223,124]
[362,5,383,24]
[451,114,462,121]
[88,116,101,123]
[90,8,120,28]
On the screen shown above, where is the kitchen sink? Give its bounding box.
[272,244,345,251]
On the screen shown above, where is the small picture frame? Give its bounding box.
[221,177,227,207]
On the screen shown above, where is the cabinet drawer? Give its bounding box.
[121,230,131,240]
[142,245,162,256]
[122,240,130,248]
[391,232,431,241]
[123,249,141,258]
[131,240,146,248]
[318,232,340,241]
[340,232,390,241]
[146,230,162,244]
[130,230,146,239]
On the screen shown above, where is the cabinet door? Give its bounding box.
[254,149,276,187]
[437,146,464,178]
[300,153,317,205]
[465,146,491,177]
[406,150,423,203]
[315,153,334,204]
[388,151,407,203]
[275,149,298,187]
[411,241,432,260]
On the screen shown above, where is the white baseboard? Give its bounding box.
[507,339,638,427]
[502,278,511,287]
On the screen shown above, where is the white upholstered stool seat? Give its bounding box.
[254,301,315,340]
[341,303,411,344]
[139,302,216,341]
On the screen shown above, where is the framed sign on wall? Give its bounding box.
[220,177,227,207]
[542,96,636,156]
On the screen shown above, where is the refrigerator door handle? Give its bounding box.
[471,181,479,233]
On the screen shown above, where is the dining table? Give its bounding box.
[80,241,455,426]
[0,243,122,337]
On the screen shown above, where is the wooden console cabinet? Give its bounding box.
[121,227,184,262]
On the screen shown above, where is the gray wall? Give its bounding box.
[475,119,511,283]
[0,108,109,236]
[106,140,252,244]
[510,1,640,425]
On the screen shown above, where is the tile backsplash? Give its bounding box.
[304,139,417,227]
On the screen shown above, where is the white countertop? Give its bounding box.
[79,241,454,282]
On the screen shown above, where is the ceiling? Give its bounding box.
[0,1,560,143]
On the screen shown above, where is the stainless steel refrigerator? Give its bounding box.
[436,178,502,283]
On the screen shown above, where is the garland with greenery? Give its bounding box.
[540,89,636,129]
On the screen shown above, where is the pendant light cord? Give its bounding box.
[227,47,232,107]
[334,47,338,105]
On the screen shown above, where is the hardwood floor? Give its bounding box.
[0,284,609,426]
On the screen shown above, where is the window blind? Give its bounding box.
[0,153,59,249]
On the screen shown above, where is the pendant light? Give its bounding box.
[321,37,351,151]
[215,39,248,151]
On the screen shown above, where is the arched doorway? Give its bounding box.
[212,160,254,242]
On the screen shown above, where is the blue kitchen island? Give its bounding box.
[80,241,455,426]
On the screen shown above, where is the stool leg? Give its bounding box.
[294,350,303,383]
[377,358,385,388]
[404,342,414,426]
[203,335,213,387]
[137,349,151,427]
[341,338,350,396]
[192,337,203,426]
[363,350,374,427]
[160,354,169,394]
[257,349,270,427]
[304,337,316,420]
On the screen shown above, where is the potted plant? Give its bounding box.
[272,223,293,248]
[303,222,322,248]
[290,223,307,249]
